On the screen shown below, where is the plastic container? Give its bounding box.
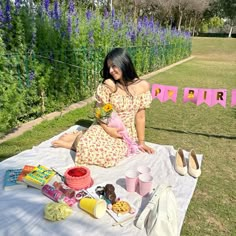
[42,184,76,206]
[42,184,64,202]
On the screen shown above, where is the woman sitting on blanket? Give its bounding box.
[52,47,154,167]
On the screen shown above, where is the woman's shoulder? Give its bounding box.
[103,79,116,93]
[134,79,151,94]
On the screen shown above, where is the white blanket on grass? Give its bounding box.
[0,125,203,236]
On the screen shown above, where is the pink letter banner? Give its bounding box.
[151,84,178,103]
[151,84,234,107]
[196,89,227,107]
[163,86,178,103]
[231,89,236,107]
[183,88,199,104]
[211,89,227,108]
[197,89,213,106]
[151,84,165,102]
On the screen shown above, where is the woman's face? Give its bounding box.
[107,60,123,81]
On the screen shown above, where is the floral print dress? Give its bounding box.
[75,83,152,168]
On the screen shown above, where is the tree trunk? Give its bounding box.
[178,10,183,31]
[188,17,192,31]
[192,16,197,37]
[110,0,113,11]
[133,1,137,24]
[228,26,233,38]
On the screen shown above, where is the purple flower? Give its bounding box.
[49,10,53,18]
[86,10,92,21]
[88,30,94,44]
[53,1,60,20]
[113,19,121,31]
[171,28,179,36]
[29,71,35,81]
[68,0,74,15]
[67,15,72,37]
[44,0,50,13]
[0,8,4,26]
[184,31,191,39]
[130,31,136,43]
[154,21,160,33]
[104,8,109,19]
[52,1,61,31]
[75,17,79,34]
[148,16,154,31]
[111,8,115,18]
[137,17,142,33]
[15,0,21,13]
[126,29,136,44]
[160,34,166,45]
[5,0,12,28]
[143,16,148,28]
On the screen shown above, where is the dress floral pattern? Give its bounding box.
[75,83,152,168]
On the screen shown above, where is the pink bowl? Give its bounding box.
[64,166,92,190]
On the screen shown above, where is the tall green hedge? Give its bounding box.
[0,1,191,134]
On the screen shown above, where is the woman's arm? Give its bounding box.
[135,109,154,154]
[135,109,146,145]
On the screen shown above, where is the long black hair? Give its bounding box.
[100,48,139,87]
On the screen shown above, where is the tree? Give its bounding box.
[200,16,224,33]
[186,0,210,36]
[219,0,236,37]
[146,0,174,26]
[172,0,190,31]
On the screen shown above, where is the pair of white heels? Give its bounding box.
[174,148,201,178]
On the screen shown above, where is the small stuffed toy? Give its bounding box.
[95,184,118,209]
[104,184,116,205]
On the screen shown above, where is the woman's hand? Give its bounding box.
[101,124,123,139]
[107,126,123,138]
[138,143,155,154]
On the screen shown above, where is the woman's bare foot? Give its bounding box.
[51,130,85,150]
[58,131,82,142]
[51,140,73,149]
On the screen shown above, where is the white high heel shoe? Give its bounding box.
[188,149,201,178]
[174,148,187,176]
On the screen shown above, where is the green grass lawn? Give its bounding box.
[0,37,236,235]
[146,37,236,235]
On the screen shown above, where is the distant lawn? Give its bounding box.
[0,37,236,235]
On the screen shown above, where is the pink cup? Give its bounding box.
[138,173,153,196]
[137,166,151,174]
[125,170,139,192]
